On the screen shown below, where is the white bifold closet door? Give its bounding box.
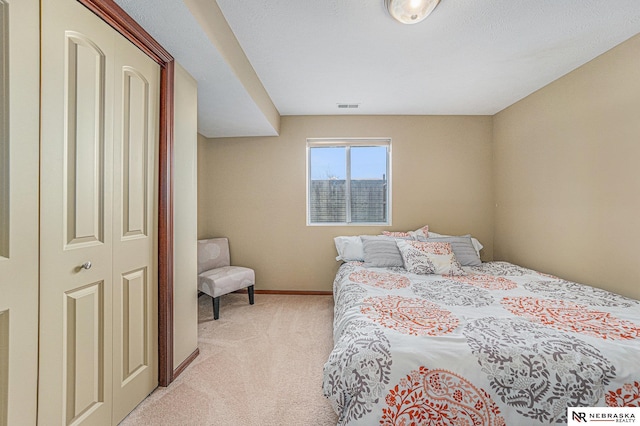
[0,0,40,425]
[39,0,159,424]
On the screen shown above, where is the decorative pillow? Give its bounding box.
[361,236,404,268]
[381,231,411,238]
[334,236,364,262]
[423,230,483,258]
[396,240,465,276]
[426,235,481,267]
[382,225,429,240]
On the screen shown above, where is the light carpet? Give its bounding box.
[120,293,339,426]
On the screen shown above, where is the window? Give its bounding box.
[307,138,391,225]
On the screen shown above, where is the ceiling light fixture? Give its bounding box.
[385,0,440,24]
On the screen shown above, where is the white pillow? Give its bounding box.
[425,231,483,258]
[334,236,364,261]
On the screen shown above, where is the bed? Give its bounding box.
[323,233,640,425]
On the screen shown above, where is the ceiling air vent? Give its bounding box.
[337,103,360,109]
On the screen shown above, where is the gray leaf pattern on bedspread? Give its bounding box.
[411,280,494,307]
[322,320,392,424]
[525,279,639,308]
[464,317,616,424]
[332,263,367,339]
[467,261,540,276]
[333,283,367,340]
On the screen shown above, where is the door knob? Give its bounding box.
[80,261,92,270]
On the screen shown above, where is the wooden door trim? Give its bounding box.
[77,0,175,387]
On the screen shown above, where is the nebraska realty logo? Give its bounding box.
[568,407,639,424]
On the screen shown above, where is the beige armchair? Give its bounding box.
[197,238,255,320]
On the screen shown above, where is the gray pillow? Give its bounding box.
[361,236,404,268]
[426,235,481,266]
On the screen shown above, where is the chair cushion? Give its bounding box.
[198,238,230,274]
[198,266,255,298]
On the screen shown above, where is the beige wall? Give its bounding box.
[198,115,493,292]
[173,63,199,368]
[493,33,640,299]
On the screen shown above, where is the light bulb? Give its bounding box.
[385,0,440,25]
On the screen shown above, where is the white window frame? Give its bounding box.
[306,138,392,226]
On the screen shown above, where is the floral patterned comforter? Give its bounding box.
[322,261,640,425]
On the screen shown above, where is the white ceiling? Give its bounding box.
[114,0,640,138]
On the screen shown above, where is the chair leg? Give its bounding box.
[248,285,255,305]
[213,296,220,320]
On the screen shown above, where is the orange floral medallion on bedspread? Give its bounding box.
[501,297,640,340]
[381,366,505,426]
[361,295,458,336]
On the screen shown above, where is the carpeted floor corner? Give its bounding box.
[120,293,339,426]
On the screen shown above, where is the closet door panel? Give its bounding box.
[0,0,40,424]
[64,32,106,247]
[121,68,149,239]
[64,281,106,422]
[120,267,149,382]
[111,36,159,425]
[40,0,115,424]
